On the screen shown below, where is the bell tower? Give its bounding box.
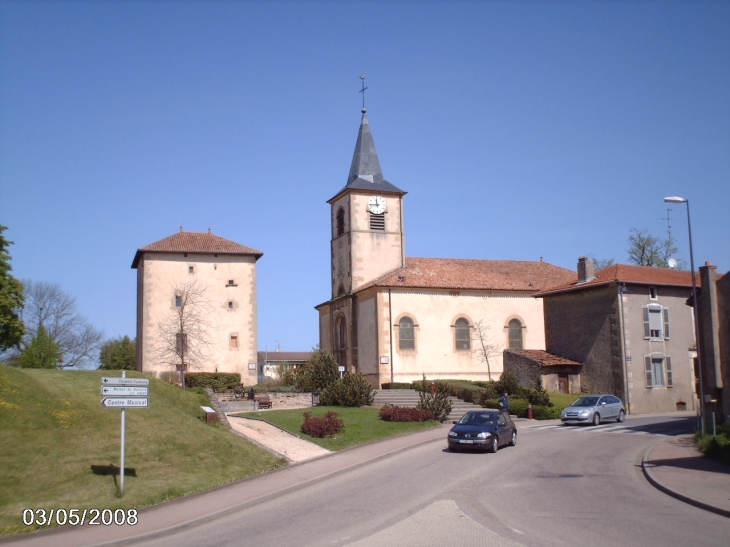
[328,108,407,297]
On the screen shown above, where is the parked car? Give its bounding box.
[447,410,517,453]
[561,394,626,426]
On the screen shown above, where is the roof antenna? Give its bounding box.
[359,74,367,111]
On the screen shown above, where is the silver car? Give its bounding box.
[561,394,625,426]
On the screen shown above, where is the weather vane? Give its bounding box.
[359,74,367,110]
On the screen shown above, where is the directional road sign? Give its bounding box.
[101,386,149,396]
[102,377,149,386]
[101,397,149,408]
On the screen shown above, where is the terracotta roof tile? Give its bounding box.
[505,349,582,367]
[534,263,699,297]
[132,230,262,268]
[356,257,575,293]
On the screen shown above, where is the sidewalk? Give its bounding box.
[641,433,730,518]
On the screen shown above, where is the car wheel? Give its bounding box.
[488,436,498,453]
[508,430,517,447]
[592,412,601,426]
[617,410,625,423]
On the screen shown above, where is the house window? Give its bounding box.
[226,279,237,287]
[230,335,238,349]
[175,295,182,308]
[188,266,195,274]
[643,305,670,340]
[398,317,415,350]
[454,318,471,350]
[644,355,673,388]
[176,332,188,354]
[508,319,523,350]
[650,287,658,299]
[369,212,385,231]
[336,207,345,236]
[227,300,234,310]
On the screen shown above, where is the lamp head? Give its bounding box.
[664,196,687,204]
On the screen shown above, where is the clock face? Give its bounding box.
[368,195,386,214]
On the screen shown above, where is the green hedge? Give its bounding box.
[184,372,241,392]
[480,398,559,420]
[380,382,413,389]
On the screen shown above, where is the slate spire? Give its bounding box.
[340,108,405,195]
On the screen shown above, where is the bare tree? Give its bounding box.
[155,280,214,388]
[18,280,104,368]
[627,228,683,268]
[472,319,502,381]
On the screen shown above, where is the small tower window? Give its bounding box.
[188,266,195,274]
[369,212,385,230]
[227,300,234,310]
[336,207,345,236]
[175,295,182,308]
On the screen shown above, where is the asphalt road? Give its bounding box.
[129,415,728,547]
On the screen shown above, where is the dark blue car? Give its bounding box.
[447,410,517,453]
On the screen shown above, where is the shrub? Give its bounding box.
[496,369,524,398]
[301,411,344,438]
[527,380,553,407]
[319,372,375,407]
[184,372,241,392]
[479,382,500,401]
[415,376,452,423]
[295,349,339,392]
[530,405,561,420]
[378,405,436,422]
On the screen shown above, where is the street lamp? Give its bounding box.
[664,196,705,434]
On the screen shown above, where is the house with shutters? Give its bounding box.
[534,257,699,414]
[132,229,263,382]
[315,108,575,388]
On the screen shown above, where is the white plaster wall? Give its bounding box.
[137,252,258,382]
[373,289,546,385]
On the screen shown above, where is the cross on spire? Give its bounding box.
[359,74,367,110]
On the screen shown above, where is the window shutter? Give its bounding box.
[643,307,650,339]
[644,356,652,388]
[663,308,670,339]
[666,356,673,387]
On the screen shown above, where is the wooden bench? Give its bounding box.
[254,395,272,409]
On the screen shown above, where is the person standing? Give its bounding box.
[499,391,509,412]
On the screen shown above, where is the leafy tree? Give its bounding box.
[295,348,339,392]
[18,280,103,368]
[17,324,61,368]
[627,228,682,268]
[0,225,25,352]
[155,280,213,389]
[99,335,137,370]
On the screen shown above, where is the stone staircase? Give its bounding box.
[372,389,480,422]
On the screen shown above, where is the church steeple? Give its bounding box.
[347,109,385,185]
[332,109,405,198]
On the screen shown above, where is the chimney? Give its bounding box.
[577,256,594,284]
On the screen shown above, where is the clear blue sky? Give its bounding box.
[1,0,728,359]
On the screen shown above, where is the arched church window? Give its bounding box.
[336,207,345,236]
[508,319,524,349]
[455,318,471,350]
[336,316,347,367]
[398,317,415,350]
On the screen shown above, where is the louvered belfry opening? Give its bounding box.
[369,212,385,230]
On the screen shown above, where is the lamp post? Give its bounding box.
[664,196,705,434]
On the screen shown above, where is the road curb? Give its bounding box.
[641,441,730,519]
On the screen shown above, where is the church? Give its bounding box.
[316,108,575,388]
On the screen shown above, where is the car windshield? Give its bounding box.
[571,397,599,407]
[458,413,496,425]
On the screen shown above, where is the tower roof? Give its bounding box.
[329,109,406,201]
[131,229,262,268]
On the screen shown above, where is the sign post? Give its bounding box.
[101,372,149,495]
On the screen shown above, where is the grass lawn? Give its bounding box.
[548,392,581,409]
[0,366,285,536]
[233,406,440,451]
